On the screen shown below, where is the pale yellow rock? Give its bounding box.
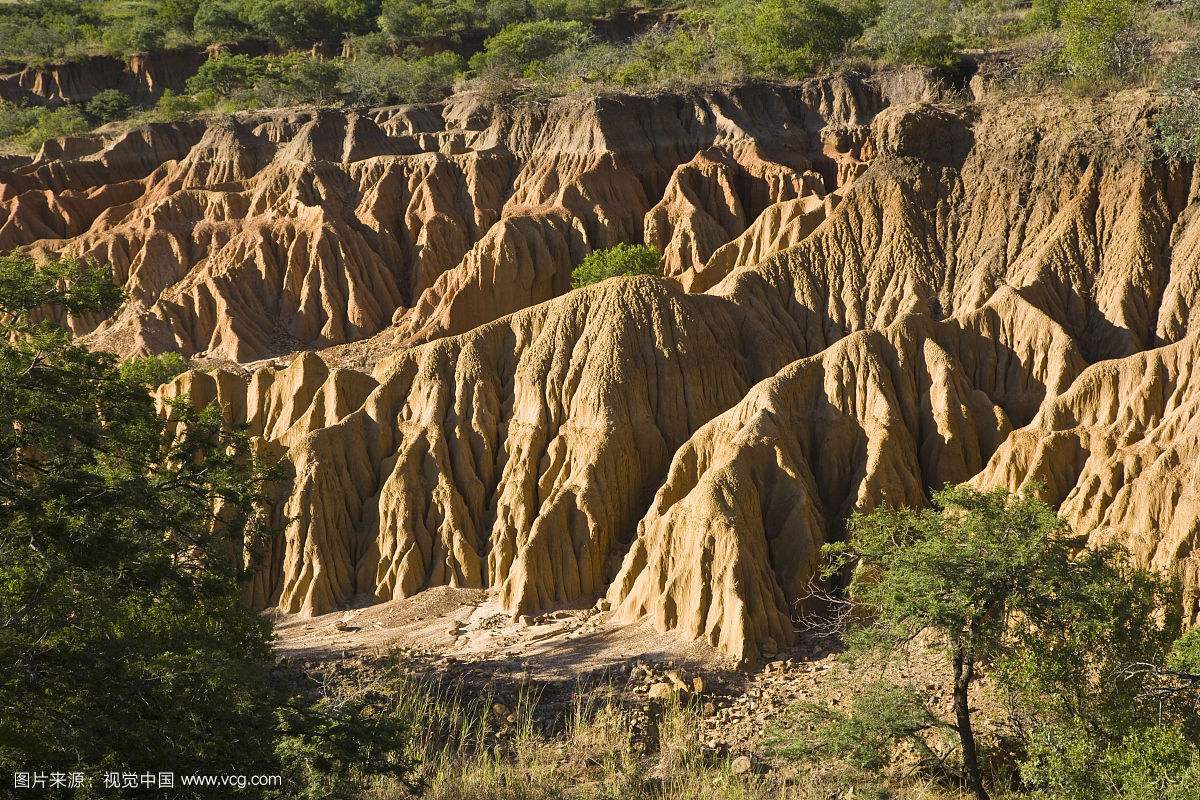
[13,79,1200,662]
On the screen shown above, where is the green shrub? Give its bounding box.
[193,0,256,43]
[858,0,959,67]
[118,352,192,387]
[84,89,132,123]
[0,0,96,63]
[324,0,383,34]
[259,53,344,105]
[101,17,169,55]
[1154,42,1200,157]
[1167,627,1200,673]
[523,25,730,93]
[470,20,589,77]
[341,50,463,104]
[570,243,660,288]
[716,0,861,78]
[274,681,419,799]
[530,0,624,21]
[952,0,1009,51]
[1023,723,1200,800]
[484,0,534,27]
[0,18,74,62]
[159,0,203,32]
[1025,0,1065,31]
[1182,0,1200,24]
[607,26,719,88]
[0,101,42,142]
[344,29,395,58]
[18,105,91,149]
[156,88,205,120]
[1060,0,1147,80]
[379,0,485,43]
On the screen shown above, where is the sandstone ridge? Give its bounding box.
[9,77,1200,661]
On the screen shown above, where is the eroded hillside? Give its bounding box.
[6,71,1200,662]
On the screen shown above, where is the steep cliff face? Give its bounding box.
[0,49,212,107]
[0,44,281,107]
[2,77,911,363]
[8,75,1200,660]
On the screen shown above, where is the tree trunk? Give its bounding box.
[953,646,989,800]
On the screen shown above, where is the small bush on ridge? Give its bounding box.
[571,243,660,288]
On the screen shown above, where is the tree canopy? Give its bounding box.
[0,250,416,798]
[795,485,1200,800]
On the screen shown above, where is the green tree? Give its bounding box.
[469,19,589,77]
[85,89,132,123]
[484,0,533,27]
[323,0,382,34]
[187,52,270,96]
[102,16,169,54]
[570,243,660,288]
[0,251,281,785]
[249,0,332,47]
[814,486,1187,800]
[186,52,342,107]
[340,50,463,105]
[529,0,623,21]
[0,251,421,797]
[259,53,344,105]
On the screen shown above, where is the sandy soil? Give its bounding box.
[273,586,726,683]
[272,587,967,762]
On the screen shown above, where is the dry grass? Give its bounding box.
[334,669,988,800]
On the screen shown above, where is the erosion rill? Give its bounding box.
[6,72,1200,663]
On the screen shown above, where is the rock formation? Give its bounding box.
[7,72,1200,660]
[0,44,272,107]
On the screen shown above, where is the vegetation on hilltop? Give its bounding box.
[571,244,661,288]
[1,0,1199,152]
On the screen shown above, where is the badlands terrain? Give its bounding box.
[5,68,1199,672]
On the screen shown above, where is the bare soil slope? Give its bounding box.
[6,73,1199,662]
